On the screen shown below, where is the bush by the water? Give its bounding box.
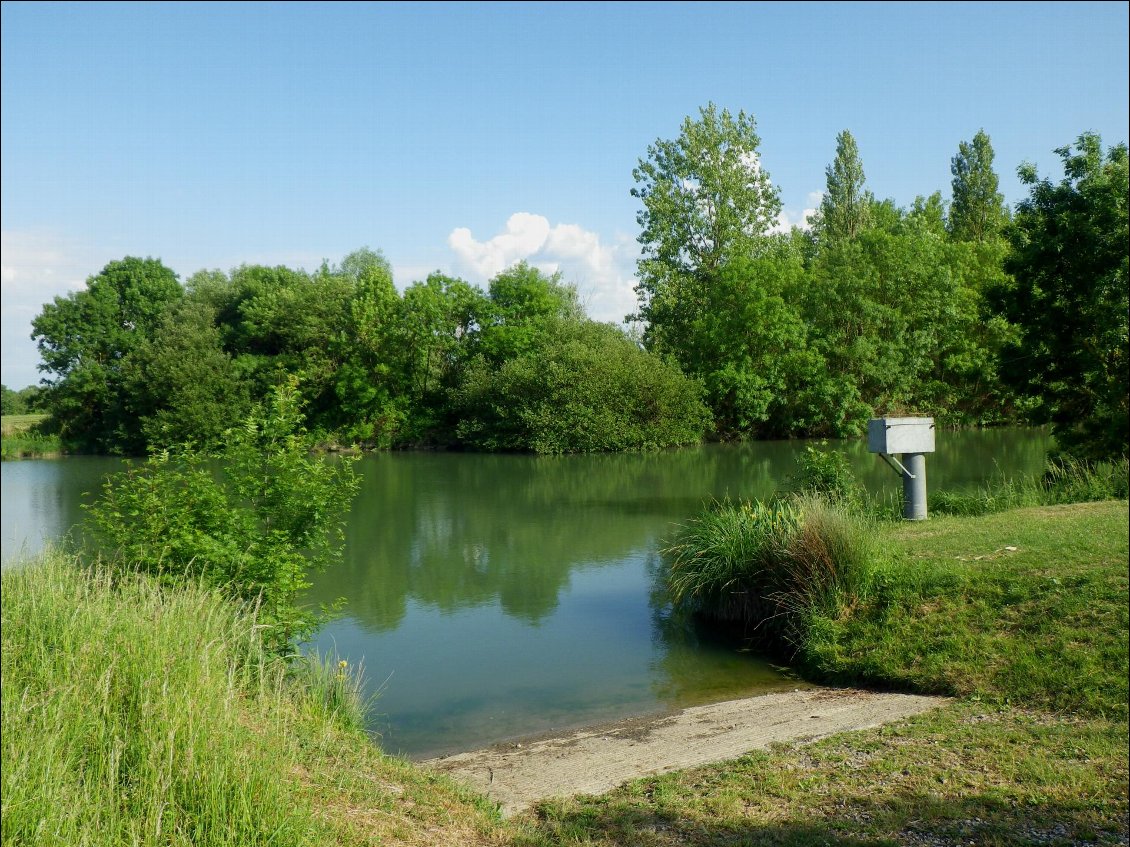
[85,380,359,655]
[453,319,711,453]
[665,495,876,651]
[790,444,865,508]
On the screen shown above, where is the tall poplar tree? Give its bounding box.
[813,130,873,244]
[949,129,1008,242]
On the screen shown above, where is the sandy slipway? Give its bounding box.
[425,688,948,816]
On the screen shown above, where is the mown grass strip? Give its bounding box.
[520,703,1128,847]
[804,501,1129,717]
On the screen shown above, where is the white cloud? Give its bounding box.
[448,213,640,324]
[769,191,823,235]
[448,212,552,279]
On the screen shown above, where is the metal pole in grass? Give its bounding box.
[868,417,935,520]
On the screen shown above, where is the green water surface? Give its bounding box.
[1,430,1052,757]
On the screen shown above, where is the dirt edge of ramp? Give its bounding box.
[424,687,948,816]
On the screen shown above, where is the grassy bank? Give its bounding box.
[1,413,61,459]
[0,552,502,846]
[804,502,1129,717]
[4,501,1127,846]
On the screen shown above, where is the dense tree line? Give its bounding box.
[29,255,709,454]
[632,106,1127,457]
[26,107,1128,458]
[0,384,47,415]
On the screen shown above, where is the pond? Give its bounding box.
[1,429,1052,757]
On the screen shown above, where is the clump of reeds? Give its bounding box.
[665,495,876,652]
[291,651,374,735]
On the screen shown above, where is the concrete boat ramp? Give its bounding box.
[424,687,947,816]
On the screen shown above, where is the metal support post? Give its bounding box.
[901,452,927,520]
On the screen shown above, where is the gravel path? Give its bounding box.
[425,687,947,816]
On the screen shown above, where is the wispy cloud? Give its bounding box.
[1,230,118,387]
[0,230,101,299]
[448,213,640,324]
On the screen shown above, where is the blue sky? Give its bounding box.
[3,1,1128,388]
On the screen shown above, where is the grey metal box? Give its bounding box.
[867,417,935,454]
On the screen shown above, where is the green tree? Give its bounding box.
[396,272,486,441]
[1,384,25,416]
[15,384,48,412]
[996,133,1129,458]
[867,197,904,234]
[802,224,986,434]
[87,379,360,655]
[330,249,408,446]
[474,262,583,363]
[811,130,873,245]
[188,261,356,429]
[31,257,183,452]
[631,103,781,356]
[949,129,1009,243]
[676,247,820,437]
[121,300,250,450]
[906,192,949,239]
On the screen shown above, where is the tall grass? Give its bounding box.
[930,455,1129,516]
[0,552,365,846]
[665,495,876,652]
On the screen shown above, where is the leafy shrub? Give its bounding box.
[86,379,359,655]
[791,444,864,508]
[453,320,710,453]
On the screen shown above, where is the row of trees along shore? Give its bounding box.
[23,105,1130,459]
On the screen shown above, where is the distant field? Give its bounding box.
[1,414,48,436]
[1,414,59,459]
